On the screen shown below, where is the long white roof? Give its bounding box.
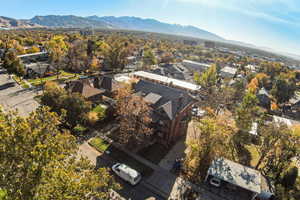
[182,60,211,67]
[17,51,48,58]
[132,71,201,91]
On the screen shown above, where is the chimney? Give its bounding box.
[178,94,184,109]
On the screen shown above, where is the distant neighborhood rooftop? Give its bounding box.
[132,71,201,91]
[208,157,262,194]
[221,66,237,75]
[17,51,48,58]
[182,60,211,68]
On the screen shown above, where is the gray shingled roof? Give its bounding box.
[134,80,195,120]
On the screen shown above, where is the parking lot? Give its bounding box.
[0,68,39,116]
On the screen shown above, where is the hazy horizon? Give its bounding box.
[2,0,300,55]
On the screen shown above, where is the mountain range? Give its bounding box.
[0,15,223,41]
[0,15,299,60]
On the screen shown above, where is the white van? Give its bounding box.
[112,163,142,185]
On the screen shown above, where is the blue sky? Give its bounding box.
[2,0,300,55]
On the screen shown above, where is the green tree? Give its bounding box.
[142,49,156,67]
[198,64,218,88]
[271,78,296,103]
[281,166,298,190]
[0,107,118,200]
[40,81,92,130]
[235,91,260,132]
[2,49,25,77]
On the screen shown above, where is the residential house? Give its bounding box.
[133,79,196,145]
[25,62,55,78]
[65,79,105,103]
[93,76,119,97]
[182,60,211,73]
[257,88,271,109]
[220,66,237,79]
[245,64,259,73]
[206,158,275,200]
[150,63,185,80]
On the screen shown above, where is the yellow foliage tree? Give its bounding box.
[247,77,259,93]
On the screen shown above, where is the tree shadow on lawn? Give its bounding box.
[137,143,170,165]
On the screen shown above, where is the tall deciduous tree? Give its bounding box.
[0,107,119,200]
[185,111,237,181]
[40,81,92,130]
[235,91,260,132]
[115,85,153,147]
[97,38,129,73]
[2,49,25,77]
[198,64,218,88]
[46,35,68,79]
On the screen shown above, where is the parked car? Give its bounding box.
[112,163,142,185]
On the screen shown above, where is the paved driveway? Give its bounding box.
[0,69,39,116]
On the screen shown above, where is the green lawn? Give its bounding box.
[0,189,6,199]
[245,144,260,167]
[27,71,78,86]
[89,137,110,152]
[12,75,30,88]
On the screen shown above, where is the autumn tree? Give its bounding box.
[97,37,129,73]
[115,85,153,148]
[65,39,88,72]
[46,35,68,79]
[0,107,119,200]
[184,111,237,181]
[26,46,40,54]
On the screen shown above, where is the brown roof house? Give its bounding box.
[93,76,119,97]
[133,79,196,145]
[65,79,105,103]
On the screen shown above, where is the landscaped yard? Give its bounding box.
[89,137,110,152]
